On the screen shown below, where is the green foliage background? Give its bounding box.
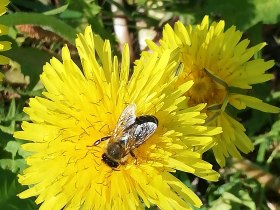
[0,0,280,209]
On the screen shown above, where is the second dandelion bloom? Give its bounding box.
[14,26,221,209]
[147,16,279,166]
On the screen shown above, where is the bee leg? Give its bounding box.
[129,151,138,165]
[93,136,111,146]
[112,167,120,171]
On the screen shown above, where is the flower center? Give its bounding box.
[182,68,227,108]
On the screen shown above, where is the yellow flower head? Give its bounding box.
[0,0,11,66]
[14,26,221,210]
[147,16,280,166]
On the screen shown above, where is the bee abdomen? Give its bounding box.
[135,115,158,126]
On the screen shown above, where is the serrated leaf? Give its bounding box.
[0,123,15,135]
[202,0,280,30]
[4,140,32,159]
[222,192,242,203]
[4,141,20,159]
[210,201,231,210]
[0,99,16,134]
[238,190,256,210]
[0,125,14,135]
[0,159,26,173]
[210,191,255,210]
[0,12,76,44]
[1,40,52,90]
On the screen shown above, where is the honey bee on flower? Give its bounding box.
[93,103,158,168]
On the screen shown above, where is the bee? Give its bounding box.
[93,104,158,168]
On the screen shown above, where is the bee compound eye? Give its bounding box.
[102,153,119,168]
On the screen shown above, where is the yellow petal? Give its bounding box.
[230,94,280,113]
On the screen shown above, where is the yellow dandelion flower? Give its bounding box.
[0,0,11,66]
[146,16,280,167]
[14,26,221,210]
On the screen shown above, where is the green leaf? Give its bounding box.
[254,120,280,145]
[0,131,14,148]
[210,202,231,210]
[0,12,76,44]
[210,191,256,210]
[0,169,36,210]
[0,123,14,134]
[0,100,16,134]
[43,4,69,15]
[238,190,256,210]
[0,159,26,173]
[67,0,101,16]
[202,0,280,30]
[1,39,53,90]
[269,120,280,137]
[256,141,267,163]
[12,0,52,12]
[210,192,234,210]
[222,192,242,203]
[6,99,16,121]
[59,9,83,19]
[4,141,20,159]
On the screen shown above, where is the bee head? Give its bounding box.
[102,153,119,168]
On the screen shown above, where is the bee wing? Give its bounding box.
[112,104,137,139]
[124,121,157,154]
